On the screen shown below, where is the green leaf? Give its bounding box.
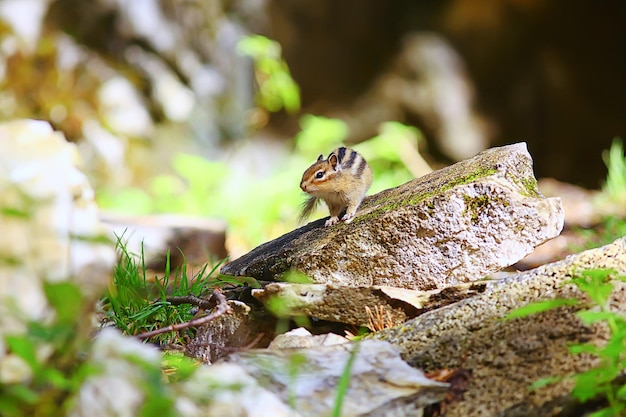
[597,336,626,361]
[171,153,227,190]
[505,298,579,320]
[161,352,199,383]
[571,269,615,306]
[588,405,625,417]
[569,343,601,355]
[602,137,626,201]
[616,383,626,400]
[5,335,38,370]
[0,384,39,417]
[332,342,360,417]
[40,367,71,390]
[282,270,313,284]
[356,121,421,163]
[529,376,564,391]
[236,35,281,59]
[294,115,348,154]
[1,206,31,218]
[572,367,618,402]
[43,281,82,324]
[236,35,300,114]
[576,311,619,325]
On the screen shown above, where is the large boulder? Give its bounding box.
[375,237,626,416]
[221,143,563,290]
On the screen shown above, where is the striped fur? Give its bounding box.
[299,147,373,226]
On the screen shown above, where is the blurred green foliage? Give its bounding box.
[601,137,626,207]
[0,280,92,417]
[98,116,419,249]
[294,114,348,153]
[98,35,421,251]
[236,35,300,114]
[574,215,626,252]
[573,138,626,252]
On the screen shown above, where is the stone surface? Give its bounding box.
[185,300,276,364]
[72,328,296,417]
[252,282,488,329]
[374,237,626,416]
[221,143,564,290]
[228,339,449,417]
[268,327,349,349]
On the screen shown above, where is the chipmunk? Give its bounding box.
[300,147,373,227]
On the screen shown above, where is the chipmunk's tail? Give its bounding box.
[299,196,320,224]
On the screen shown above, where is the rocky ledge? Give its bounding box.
[221,142,564,290]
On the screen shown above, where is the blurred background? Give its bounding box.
[0,0,624,254]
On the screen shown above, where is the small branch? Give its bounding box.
[136,290,231,340]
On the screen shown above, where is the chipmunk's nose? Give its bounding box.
[300,182,307,192]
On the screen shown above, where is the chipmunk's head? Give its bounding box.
[300,152,340,195]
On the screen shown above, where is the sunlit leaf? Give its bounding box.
[294,114,348,154]
[572,269,615,306]
[569,343,600,355]
[588,405,624,417]
[505,298,579,320]
[576,311,619,325]
[616,383,626,400]
[44,281,82,324]
[282,270,313,284]
[5,335,38,370]
[572,367,615,402]
[529,376,564,391]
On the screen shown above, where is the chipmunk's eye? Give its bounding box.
[315,171,324,179]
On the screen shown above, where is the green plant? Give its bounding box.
[0,281,95,417]
[293,114,349,154]
[602,137,626,205]
[101,235,232,345]
[236,34,300,114]
[571,138,626,253]
[573,216,626,252]
[97,35,425,251]
[506,268,626,416]
[331,342,360,417]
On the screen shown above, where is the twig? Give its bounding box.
[136,290,231,340]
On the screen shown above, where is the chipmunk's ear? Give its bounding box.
[317,154,324,162]
[328,153,338,170]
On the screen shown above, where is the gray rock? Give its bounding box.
[228,339,449,417]
[221,143,564,290]
[185,300,276,364]
[251,282,488,329]
[374,237,626,416]
[268,327,349,349]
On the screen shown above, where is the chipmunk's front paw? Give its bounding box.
[341,212,355,224]
[325,216,340,227]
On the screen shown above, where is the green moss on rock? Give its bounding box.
[463,194,511,224]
